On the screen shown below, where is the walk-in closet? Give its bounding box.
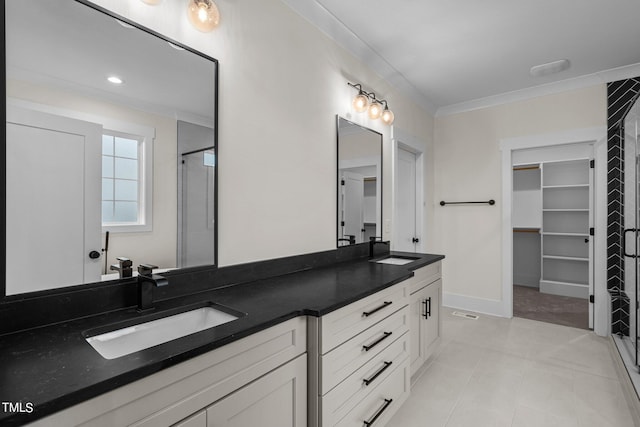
[512,144,593,329]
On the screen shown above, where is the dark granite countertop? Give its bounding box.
[0,251,443,425]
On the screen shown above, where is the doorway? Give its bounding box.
[500,127,609,336]
[511,148,593,329]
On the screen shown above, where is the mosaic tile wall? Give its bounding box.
[607,77,640,335]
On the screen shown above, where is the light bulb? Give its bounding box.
[188,0,220,32]
[352,93,369,112]
[140,0,161,4]
[381,108,394,125]
[368,102,382,120]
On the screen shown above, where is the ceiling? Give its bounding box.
[284,0,640,115]
[6,0,216,126]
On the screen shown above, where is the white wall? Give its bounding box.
[90,0,434,266]
[433,85,606,315]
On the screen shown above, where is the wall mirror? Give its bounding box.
[336,116,382,247]
[2,0,218,296]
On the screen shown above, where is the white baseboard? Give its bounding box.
[442,292,506,318]
[539,280,589,299]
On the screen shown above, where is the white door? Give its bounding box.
[6,105,102,294]
[340,171,364,244]
[396,147,418,252]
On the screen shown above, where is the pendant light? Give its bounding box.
[188,0,220,32]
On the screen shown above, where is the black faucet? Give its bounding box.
[338,235,356,246]
[369,236,389,258]
[110,257,133,278]
[137,264,169,312]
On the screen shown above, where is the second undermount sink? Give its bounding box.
[85,303,244,360]
[374,256,419,265]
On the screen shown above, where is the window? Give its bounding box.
[101,129,152,232]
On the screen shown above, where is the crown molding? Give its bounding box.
[280,0,437,115]
[436,62,640,117]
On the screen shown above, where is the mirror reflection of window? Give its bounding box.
[102,133,143,225]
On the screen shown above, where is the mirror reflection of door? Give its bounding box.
[6,106,102,294]
[340,171,365,245]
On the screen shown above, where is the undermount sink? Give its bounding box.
[374,256,419,265]
[85,303,243,359]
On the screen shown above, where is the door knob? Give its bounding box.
[88,250,101,259]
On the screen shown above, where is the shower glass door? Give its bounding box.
[623,97,640,367]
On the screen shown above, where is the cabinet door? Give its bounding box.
[206,354,307,427]
[422,279,441,361]
[409,285,429,376]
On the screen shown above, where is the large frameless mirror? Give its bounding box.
[336,116,382,247]
[2,0,218,296]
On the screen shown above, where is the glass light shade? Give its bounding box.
[352,93,369,112]
[368,102,383,120]
[188,0,220,32]
[381,108,395,125]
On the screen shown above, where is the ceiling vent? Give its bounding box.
[529,59,571,78]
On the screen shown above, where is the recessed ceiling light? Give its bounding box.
[115,19,135,29]
[530,59,571,78]
[168,42,185,51]
[107,76,124,85]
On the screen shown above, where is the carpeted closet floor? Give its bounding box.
[513,285,589,330]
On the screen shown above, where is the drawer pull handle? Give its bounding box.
[363,398,393,426]
[363,331,392,352]
[363,301,392,317]
[363,361,393,386]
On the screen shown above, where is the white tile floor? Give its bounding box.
[389,310,636,427]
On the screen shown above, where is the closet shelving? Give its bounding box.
[539,159,591,298]
[512,158,592,299]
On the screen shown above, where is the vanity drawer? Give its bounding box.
[321,332,409,426]
[331,355,410,427]
[320,306,409,395]
[408,261,441,295]
[320,282,409,354]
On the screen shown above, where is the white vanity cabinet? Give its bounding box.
[408,261,442,378]
[30,317,307,427]
[308,281,411,427]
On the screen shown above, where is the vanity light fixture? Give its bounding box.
[187,0,220,32]
[347,82,394,125]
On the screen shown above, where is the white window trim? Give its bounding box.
[7,98,156,233]
[101,128,154,233]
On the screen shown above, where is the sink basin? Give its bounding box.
[374,256,419,265]
[85,304,243,359]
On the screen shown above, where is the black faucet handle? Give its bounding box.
[116,257,132,267]
[138,264,158,276]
